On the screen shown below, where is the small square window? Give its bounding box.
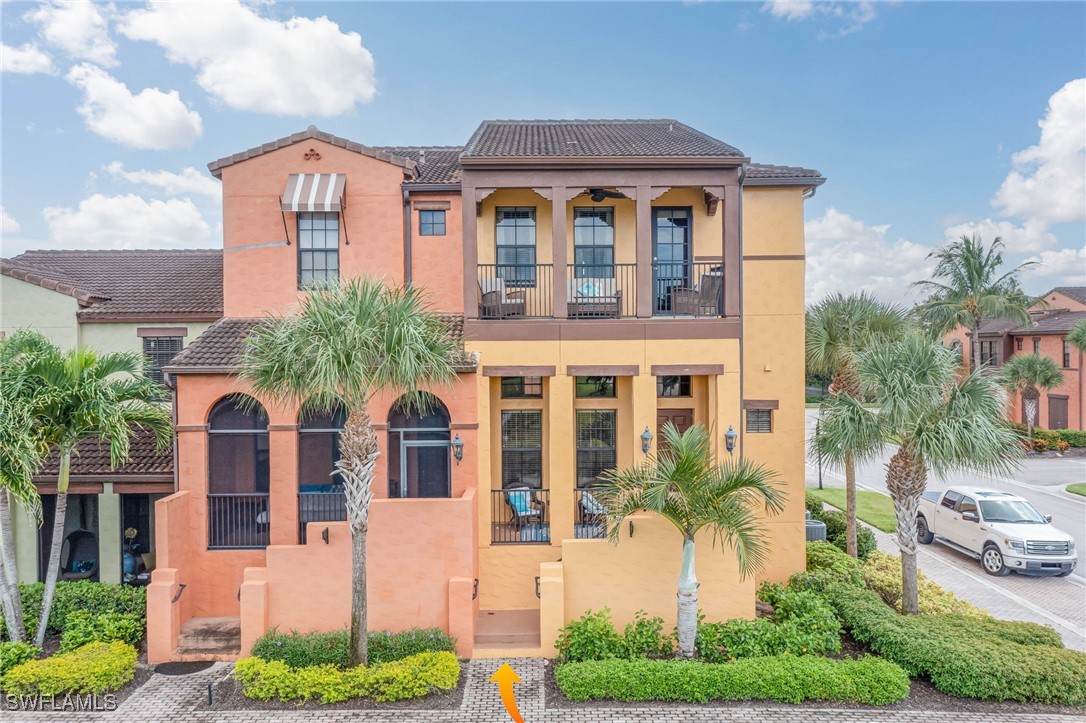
[657,375,691,398]
[1033,338,1040,354]
[419,210,446,236]
[501,376,543,398]
[575,376,616,398]
[746,409,772,434]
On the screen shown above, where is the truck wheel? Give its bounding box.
[982,544,1010,577]
[916,516,934,545]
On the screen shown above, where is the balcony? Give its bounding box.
[491,488,550,544]
[574,487,607,539]
[298,489,347,544]
[208,493,269,549]
[475,261,723,320]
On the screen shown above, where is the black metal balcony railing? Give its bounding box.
[208,494,270,549]
[574,487,607,539]
[566,264,637,319]
[298,490,347,544]
[477,264,553,319]
[652,261,724,317]
[491,488,550,544]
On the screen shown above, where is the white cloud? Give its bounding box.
[42,194,210,249]
[805,207,933,304]
[0,42,55,74]
[942,218,1057,255]
[763,0,815,21]
[1,206,22,235]
[1021,247,1086,288]
[105,162,221,200]
[119,0,376,117]
[66,64,202,150]
[26,0,118,67]
[761,0,880,36]
[992,79,1086,225]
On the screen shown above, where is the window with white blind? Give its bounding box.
[573,207,614,278]
[576,410,616,487]
[495,207,536,287]
[501,410,543,488]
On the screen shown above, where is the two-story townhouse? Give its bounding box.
[145,121,823,663]
[944,286,1086,430]
[0,250,222,585]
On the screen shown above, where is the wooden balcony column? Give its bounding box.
[617,185,670,318]
[532,186,580,320]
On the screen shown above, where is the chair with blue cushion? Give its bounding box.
[503,486,546,530]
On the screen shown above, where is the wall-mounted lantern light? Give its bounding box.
[725,425,738,456]
[640,426,653,455]
[451,434,464,465]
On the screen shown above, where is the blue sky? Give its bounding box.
[2,1,1084,303]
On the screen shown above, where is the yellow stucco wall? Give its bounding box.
[1,276,80,347]
[80,321,214,355]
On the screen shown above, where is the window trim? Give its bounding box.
[1063,338,1071,368]
[501,376,543,399]
[297,211,341,289]
[572,206,615,278]
[419,209,446,236]
[500,409,544,490]
[143,335,183,387]
[575,409,617,488]
[657,375,692,398]
[495,206,537,288]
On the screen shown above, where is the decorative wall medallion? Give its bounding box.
[304,147,321,160]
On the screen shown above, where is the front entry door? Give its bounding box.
[652,208,692,313]
[400,441,451,498]
[657,409,694,453]
[1048,395,1069,430]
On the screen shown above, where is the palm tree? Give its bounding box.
[1069,319,1086,354]
[239,278,460,667]
[913,233,1037,372]
[1000,354,1064,441]
[815,332,1021,614]
[593,424,785,658]
[19,340,172,647]
[806,292,907,557]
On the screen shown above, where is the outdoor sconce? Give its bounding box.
[640,426,653,455]
[451,434,464,465]
[725,425,738,456]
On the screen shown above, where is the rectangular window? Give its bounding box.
[298,212,339,288]
[746,408,772,434]
[1064,339,1071,368]
[1033,338,1040,354]
[573,207,615,278]
[496,207,536,287]
[657,375,692,398]
[576,410,616,487]
[575,376,616,398]
[1016,338,1023,351]
[501,410,543,489]
[501,376,543,399]
[143,336,183,386]
[419,209,446,236]
[950,340,963,363]
[976,340,998,366]
[940,490,961,509]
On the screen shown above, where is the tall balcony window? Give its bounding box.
[298,212,339,288]
[207,394,270,549]
[573,207,614,278]
[495,207,536,287]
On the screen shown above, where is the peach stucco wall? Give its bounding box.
[218,138,462,318]
[1007,333,1083,431]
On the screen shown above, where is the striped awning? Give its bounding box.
[281,173,346,212]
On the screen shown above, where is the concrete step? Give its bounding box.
[475,609,541,647]
[176,616,241,659]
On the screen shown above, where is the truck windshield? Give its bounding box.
[979,499,1047,524]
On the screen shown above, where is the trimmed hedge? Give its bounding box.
[555,609,673,662]
[59,611,145,653]
[1,642,137,696]
[0,581,145,640]
[1009,423,1086,448]
[251,627,457,669]
[233,651,459,704]
[862,551,986,617]
[805,492,877,559]
[554,655,910,705]
[0,641,40,676]
[826,583,1086,704]
[788,541,866,593]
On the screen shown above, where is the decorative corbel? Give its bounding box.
[703,186,725,216]
[474,187,497,216]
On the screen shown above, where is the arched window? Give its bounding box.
[207,394,269,549]
[388,393,451,498]
[297,404,347,542]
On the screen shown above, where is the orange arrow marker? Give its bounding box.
[489,662,524,723]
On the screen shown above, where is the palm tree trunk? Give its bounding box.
[844,454,858,557]
[338,406,378,667]
[0,490,27,642]
[1023,386,1039,442]
[34,450,70,647]
[676,534,698,658]
[970,321,983,373]
[885,445,927,615]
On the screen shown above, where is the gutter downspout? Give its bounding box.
[165,371,179,493]
[737,165,746,459]
[403,189,412,287]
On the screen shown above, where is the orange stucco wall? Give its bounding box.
[1007,334,1084,431]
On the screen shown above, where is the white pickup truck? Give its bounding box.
[917,487,1077,577]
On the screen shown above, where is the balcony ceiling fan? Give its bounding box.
[587,188,626,203]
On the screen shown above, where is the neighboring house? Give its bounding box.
[943,287,1086,430]
[146,121,823,663]
[0,250,222,586]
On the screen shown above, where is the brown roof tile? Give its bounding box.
[462,119,746,159]
[167,315,477,374]
[1012,310,1086,335]
[3,249,222,320]
[745,163,825,187]
[1049,287,1086,306]
[36,427,172,480]
[373,146,463,185]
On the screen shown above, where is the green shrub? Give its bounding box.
[554,655,910,705]
[251,627,456,669]
[1,582,145,640]
[862,551,986,616]
[1055,429,1086,447]
[831,526,878,560]
[555,609,627,662]
[622,611,673,658]
[805,494,877,560]
[0,641,40,675]
[59,611,145,653]
[2,642,137,696]
[234,651,459,704]
[827,583,1086,704]
[788,541,866,593]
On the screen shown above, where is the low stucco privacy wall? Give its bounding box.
[239,491,478,658]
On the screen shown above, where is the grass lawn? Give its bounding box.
[810,487,898,533]
[1067,483,1086,497]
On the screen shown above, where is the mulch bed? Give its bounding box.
[543,633,1085,716]
[197,667,466,711]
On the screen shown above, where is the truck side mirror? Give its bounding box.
[1045,514,1053,523]
[962,511,979,523]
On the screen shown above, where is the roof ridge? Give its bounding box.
[479,118,680,124]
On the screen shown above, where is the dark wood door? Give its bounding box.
[657,409,694,453]
[1048,396,1069,430]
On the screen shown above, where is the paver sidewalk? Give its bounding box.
[4,658,1080,722]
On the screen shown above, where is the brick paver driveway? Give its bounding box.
[4,658,1080,722]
